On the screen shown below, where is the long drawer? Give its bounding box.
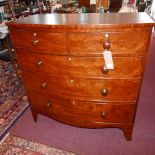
[11,31,67,55]
[16,50,143,78]
[22,71,139,102]
[69,31,149,55]
[28,91,135,123]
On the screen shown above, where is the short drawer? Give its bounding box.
[22,71,140,102]
[69,31,149,56]
[11,31,67,55]
[28,91,135,123]
[16,50,143,78]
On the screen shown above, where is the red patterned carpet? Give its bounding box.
[0,60,29,138]
[0,133,76,155]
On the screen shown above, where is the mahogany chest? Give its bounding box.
[7,13,155,140]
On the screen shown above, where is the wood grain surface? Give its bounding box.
[7,13,155,140]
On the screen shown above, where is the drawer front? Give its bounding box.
[23,71,139,102]
[69,31,148,55]
[11,31,67,54]
[28,91,135,123]
[16,50,143,78]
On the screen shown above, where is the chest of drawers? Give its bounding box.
[7,13,155,140]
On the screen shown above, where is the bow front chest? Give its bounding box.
[7,13,155,140]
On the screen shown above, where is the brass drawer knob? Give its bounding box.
[32,39,39,46]
[103,40,111,49]
[70,79,74,83]
[33,33,37,37]
[102,66,109,74]
[40,82,47,89]
[101,111,108,118]
[36,61,44,67]
[101,88,108,96]
[11,49,15,52]
[68,57,72,61]
[72,101,76,105]
[104,33,109,38]
[46,102,52,108]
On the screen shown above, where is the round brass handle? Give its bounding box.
[104,33,109,38]
[32,39,39,46]
[33,33,37,37]
[101,111,107,118]
[102,66,109,74]
[36,61,44,67]
[40,82,47,89]
[11,49,15,52]
[103,40,111,50]
[72,101,76,105]
[46,102,52,108]
[101,88,108,96]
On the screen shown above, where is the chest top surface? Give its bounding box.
[7,12,155,29]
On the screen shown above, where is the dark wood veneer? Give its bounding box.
[28,91,135,123]
[22,71,139,102]
[12,31,68,55]
[7,13,155,140]
[69,31,148,54]
[16,51,143,78]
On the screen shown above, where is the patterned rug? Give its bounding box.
[0,60,29,138]
[0,133,76,155]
